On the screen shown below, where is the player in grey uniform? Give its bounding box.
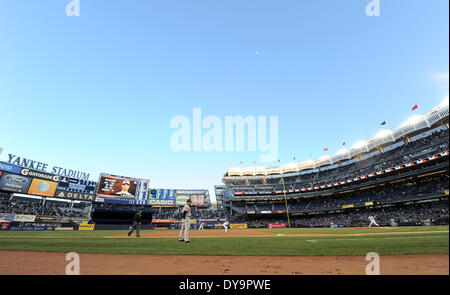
[179,199,192,243]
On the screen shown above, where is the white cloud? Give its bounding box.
[435,73,449,81]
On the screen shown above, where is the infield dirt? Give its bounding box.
[0,251,447,275]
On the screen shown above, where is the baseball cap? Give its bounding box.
[187,199,192,202]
[123,179,131,185]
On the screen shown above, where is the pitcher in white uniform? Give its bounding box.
[368,215,379,227]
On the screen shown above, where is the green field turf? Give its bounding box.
[0,226,448,256]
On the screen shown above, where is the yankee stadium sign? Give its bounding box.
[4,154,90,180]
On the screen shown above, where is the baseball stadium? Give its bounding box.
[0,101,448,275]
[1,0,449,279]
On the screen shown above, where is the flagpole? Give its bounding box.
[278,159,291,229]
[281,175,291,229]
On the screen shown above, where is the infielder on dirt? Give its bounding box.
[179,199,192,243]
[198,222,205,230]
[368,215,380,227]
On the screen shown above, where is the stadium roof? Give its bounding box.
[225,99,449,178]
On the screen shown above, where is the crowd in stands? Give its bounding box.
[0,194,91,219]
[238,200,448,228]
[289,201,449,227]
[231,174,448,214]
[226,127,449,193]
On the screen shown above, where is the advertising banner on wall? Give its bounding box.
[20,169,60,182]
[27,178,59,197]
[175,194,191,206]
[0,172,32,193]
[0,162,22,174]
[54,190,96,202]
[0,213,15,222]
[152,219,175,223]
[78,224,95,231]
[230,223,248,229]
[148,189,177,206]
[147,199,176,206]
[13,214,36,222]
[268,223,287,229]
[0,222,10,230]
[0,163,64,198]
[34,216,56,223]
[190,194,205,206]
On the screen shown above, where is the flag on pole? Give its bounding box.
[323,148,328,151]
[381,121,386,125]
[412,104,418,111]
[342,142,346,146]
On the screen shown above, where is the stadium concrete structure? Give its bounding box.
[218,100,449,228]
[0,100,449,231]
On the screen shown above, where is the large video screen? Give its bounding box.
[96,173,150,201]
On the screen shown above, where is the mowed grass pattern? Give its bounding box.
[0,226,448,256]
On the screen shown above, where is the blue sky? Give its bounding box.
[0,0,448,202]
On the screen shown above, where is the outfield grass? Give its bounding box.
[0,226,448,256]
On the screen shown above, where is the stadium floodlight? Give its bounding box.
[375,129,393,139]
[399,115,423,128]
